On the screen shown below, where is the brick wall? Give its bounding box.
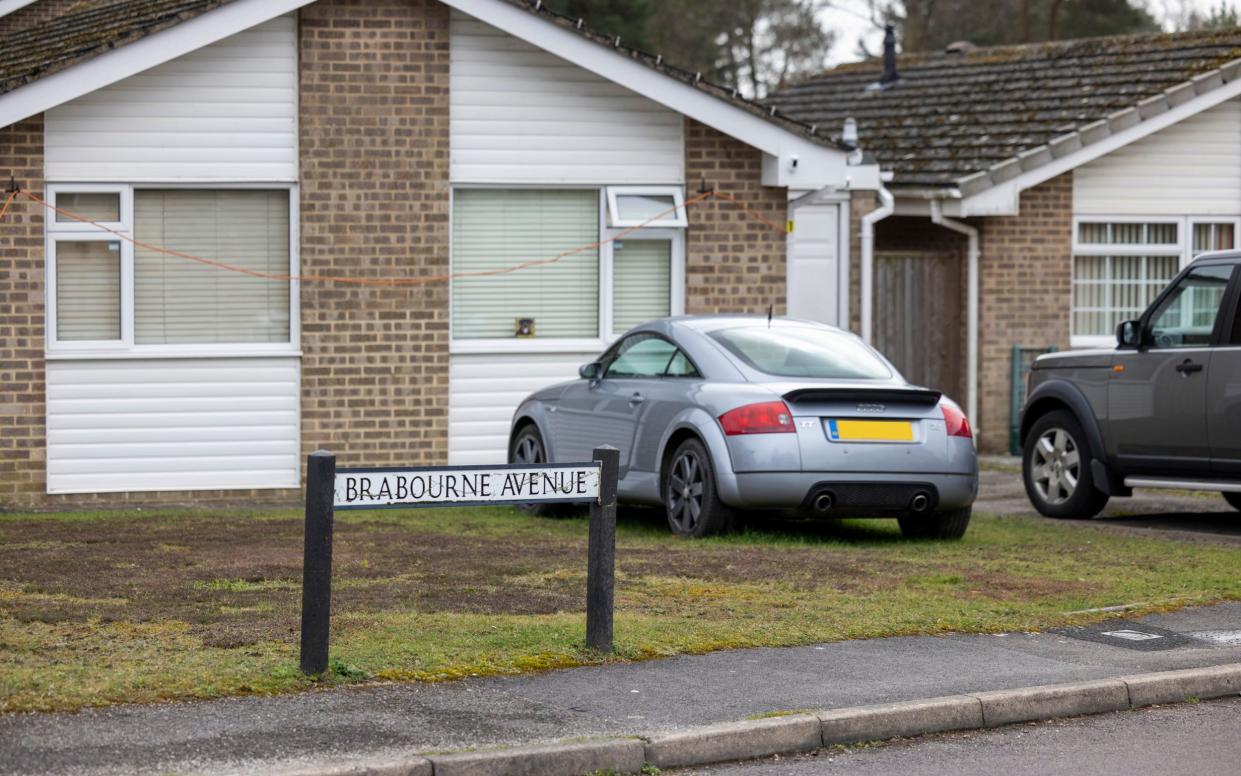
[684,119,788,314]
[298,0,452,470]
[0,117,45,508]
[976,173,1073,453]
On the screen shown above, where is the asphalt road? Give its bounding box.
[976,461,1241,544]
[675,695,1241,776]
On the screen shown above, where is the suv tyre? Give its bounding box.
[1223,492,1241,511]
[1022,410,1109,519]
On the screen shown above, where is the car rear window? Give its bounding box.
[708,326,892,379]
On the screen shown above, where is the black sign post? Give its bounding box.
[300,450,336,675]
[586,445,619,652]
[299,447,618,673]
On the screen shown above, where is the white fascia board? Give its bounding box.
[0,0,316,130]
[950,73,1241,218]
[442,0,854,189]
[0,0,36,17]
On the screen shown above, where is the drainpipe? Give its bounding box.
[930,199,980,434]
[860,185,894,344]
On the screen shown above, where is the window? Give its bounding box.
[134,190,290,345]
[46,185,294,351]
[451,188,686,346]
[606,335,678,377]
[709,325,892,379]
[55,241,121,341]
[1072,221,1181,344]
[602,333,700,378]
[1145,265,1233,349]
[1072,218,1241,346]
[612,239,671,335]
[606,186,687,228]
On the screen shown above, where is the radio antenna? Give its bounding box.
[767,303,773,328]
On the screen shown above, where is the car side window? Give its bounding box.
[606,335,678,378]
[664,350,700,378]
[1145,265,1234,349]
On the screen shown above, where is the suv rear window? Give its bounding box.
[708,326,892,379]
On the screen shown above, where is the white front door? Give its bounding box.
[786,203,842,325]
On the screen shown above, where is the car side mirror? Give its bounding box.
[579,361,602,380]
[1117,319,1142,349]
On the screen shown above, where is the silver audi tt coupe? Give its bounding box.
[508,316,979,539]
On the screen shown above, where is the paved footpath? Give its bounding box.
[4,603,1241,775]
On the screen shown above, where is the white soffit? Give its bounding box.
[0,0,316,130]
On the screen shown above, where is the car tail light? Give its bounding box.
[940,401,972,439]
[719,401,795,435]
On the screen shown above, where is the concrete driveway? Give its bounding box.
[977,459,1241,544]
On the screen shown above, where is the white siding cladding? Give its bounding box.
[1074,99,1241,215]
[449,352,592,464]
[450,10,684,184]
[46,357,300,493]
[44,16,297,182]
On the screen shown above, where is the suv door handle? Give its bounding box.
[628,392,646,405]
[1175,359,1204,375]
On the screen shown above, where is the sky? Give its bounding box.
[819,0,1233,65]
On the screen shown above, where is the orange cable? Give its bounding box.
[14,187,785,287]
[0,189,17,222]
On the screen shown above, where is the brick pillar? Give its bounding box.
[298,0,451,468]
[683,119,787,314]
[977,172,1073,453]
[0,117,46,507]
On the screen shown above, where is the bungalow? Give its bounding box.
[767,26,1241,453]
[0,0,880,507]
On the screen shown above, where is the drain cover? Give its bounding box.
[1054,621,1195,651]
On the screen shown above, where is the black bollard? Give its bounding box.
[300,450,336,674]
[586,445,619,652]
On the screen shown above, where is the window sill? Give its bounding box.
[45,348,303,361]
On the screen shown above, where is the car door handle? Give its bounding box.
[1175,359,1204,375]
[628,392,646,405]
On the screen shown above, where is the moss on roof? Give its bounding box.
[766,27,1241,187]
[0,0,233,96]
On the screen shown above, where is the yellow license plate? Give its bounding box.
[826,419,914,442]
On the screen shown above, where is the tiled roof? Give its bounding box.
[766,28,1241,189]
[0,0,233,96]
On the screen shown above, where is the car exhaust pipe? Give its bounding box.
[813,492,834,512]
[909,492,931,513]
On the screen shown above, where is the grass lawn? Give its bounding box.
[2,504,1240,713]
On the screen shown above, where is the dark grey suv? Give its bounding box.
[1020,252,1241,518]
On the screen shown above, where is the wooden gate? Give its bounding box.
[874,251,965,402]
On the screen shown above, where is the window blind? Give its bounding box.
[453,189,599,339]
[134,190,290,345]
[56,241,121,340]
[613,239,671,334]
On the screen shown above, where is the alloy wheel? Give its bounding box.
[668,450,705,533]
[1031,427,1080,505]
[513,433,544,464]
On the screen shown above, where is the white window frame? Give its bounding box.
[1069,215,1241,348]
[44,182,300,359]
[449,185,687,354]
[605,185,688,228]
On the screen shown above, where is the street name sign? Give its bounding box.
[333,463,601,510]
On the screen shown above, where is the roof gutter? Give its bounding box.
[930,200,979,435]
[860,184,894,345]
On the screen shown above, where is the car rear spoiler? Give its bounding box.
[782,387,943,406]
